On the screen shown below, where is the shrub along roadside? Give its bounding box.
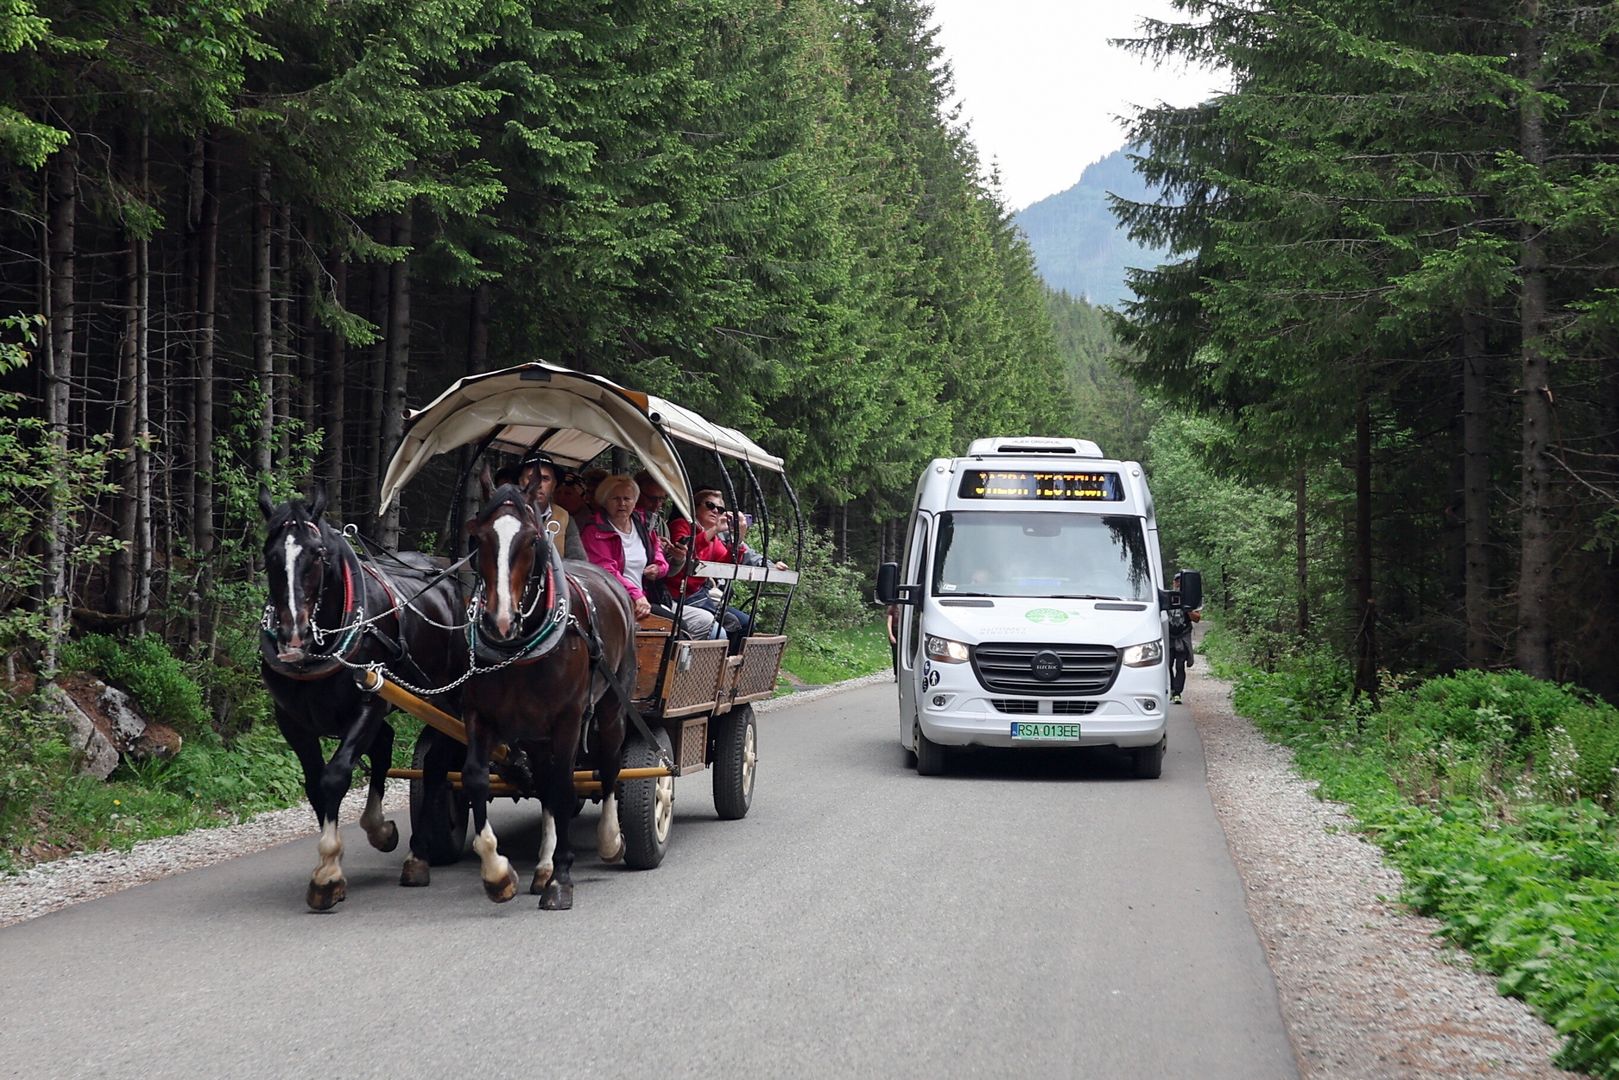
[1205,629,1619,1078]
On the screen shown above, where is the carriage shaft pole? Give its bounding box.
[386,767,670,783]
[356,669,507,763]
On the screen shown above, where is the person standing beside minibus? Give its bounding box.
[1168,571,1202,704]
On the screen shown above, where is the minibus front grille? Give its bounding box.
[971,643,1120,695]
[1052,700,1100,715]
[990,699,1039,714]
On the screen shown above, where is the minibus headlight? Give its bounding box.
[925,635,971,664]
[1121,639,1163,667]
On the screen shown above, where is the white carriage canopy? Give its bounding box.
[377,362,786,520]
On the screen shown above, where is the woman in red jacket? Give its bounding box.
[668,488,786,647]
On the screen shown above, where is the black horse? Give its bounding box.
[259,485,469,910]
[459,472,638,910]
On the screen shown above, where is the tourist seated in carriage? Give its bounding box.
[581,474,720,640]
[493,451,587,561]
[668,487,787,650]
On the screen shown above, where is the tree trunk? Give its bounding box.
[363,220,391,514]
[325,252,348,520]
[1352,379,1377,704]
[273,203,292,465]
[113,190,139,618]
[379,209,411,549]
[445,280,489,551]
[135,149,152,636]
[43,138,77,674]
[191,136,219,647]
[1295,464,1309,636]
[253,162,274,482]
[1461,314,1491,667]
[1515,4,1555,680]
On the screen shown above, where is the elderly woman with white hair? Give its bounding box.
[580,473,719,639]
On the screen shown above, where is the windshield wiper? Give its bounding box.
[1050,593,1125,601]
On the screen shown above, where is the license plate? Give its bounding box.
[1010,722,1081,741]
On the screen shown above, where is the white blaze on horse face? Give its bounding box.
[281,533,304,643]
[491,514,523,635]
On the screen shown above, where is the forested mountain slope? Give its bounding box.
[1014,148,1165,309]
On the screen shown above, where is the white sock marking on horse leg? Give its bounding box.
[492,515,521,633]
[312,820,344,885]
[597,792,623,861]
[537,809,556,878]
[472,822,510,885]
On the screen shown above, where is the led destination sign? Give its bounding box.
[958,469,1124,501]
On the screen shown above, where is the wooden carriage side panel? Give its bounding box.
[674,717,708,773]
[660,639,730,717]
[632,628,672,701]
[732,635,787,704]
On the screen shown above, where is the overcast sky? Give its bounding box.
[926,0,1226,211]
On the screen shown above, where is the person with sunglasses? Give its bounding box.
[667,488,786,650]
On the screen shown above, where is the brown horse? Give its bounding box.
[460,472,638,910]
[259,485,469,910]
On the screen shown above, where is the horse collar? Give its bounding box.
[469,539,571,666]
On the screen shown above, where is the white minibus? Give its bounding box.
[875,437,1202,778]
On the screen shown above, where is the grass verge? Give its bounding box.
[777,621,892,691]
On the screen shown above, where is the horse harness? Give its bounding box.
[261,522,448,687]
[467,534,669,766]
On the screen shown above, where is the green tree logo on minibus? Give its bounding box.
[1025,608,1070,624]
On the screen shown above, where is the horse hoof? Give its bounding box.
[539,880,573,911]
[399,856,431,887]
[484,869,518,904]
[371,821,400,853]
[529,865,553,895]
[307,878,347,911]
[600,836,625,864]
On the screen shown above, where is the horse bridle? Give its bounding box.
[468,502,571,665]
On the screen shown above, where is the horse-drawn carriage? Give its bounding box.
[259,362,801,910]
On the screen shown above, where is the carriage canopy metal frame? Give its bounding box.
[379,361,786,523]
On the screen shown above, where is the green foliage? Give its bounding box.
[59,634,210,738]
[0,324,125,669]
[762,524,872,639]
[1231,655,1619,1077]
[0,688,74,867]
[780,621,891,689]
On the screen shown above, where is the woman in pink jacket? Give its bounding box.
[579,474,668,621]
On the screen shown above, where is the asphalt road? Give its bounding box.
[0,682,1297,1080]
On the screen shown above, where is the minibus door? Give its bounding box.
[897,514,931,746]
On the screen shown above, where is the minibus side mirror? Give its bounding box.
[876,562,916,605]
[1176,569,1203,611]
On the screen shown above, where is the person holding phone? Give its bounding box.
[668,488,786,650]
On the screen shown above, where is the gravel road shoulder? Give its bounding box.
[1186,667,1587,1079]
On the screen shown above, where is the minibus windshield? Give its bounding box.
[930,512,1153,601]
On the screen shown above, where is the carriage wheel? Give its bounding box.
[409,729,469,865]
[711,705,757,820]
[619,728,673,870]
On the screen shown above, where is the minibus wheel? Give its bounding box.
[914,718,948,776]
[1131,737,1166,780]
